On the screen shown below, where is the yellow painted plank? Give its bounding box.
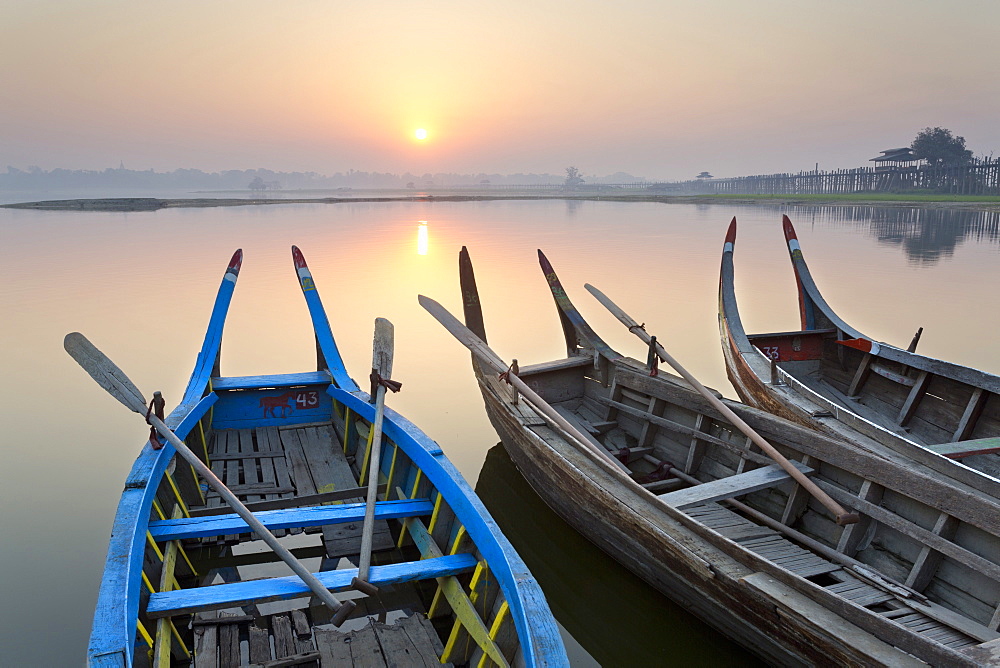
[400,512,508,668]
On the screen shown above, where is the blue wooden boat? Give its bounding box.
[85,247,566,667]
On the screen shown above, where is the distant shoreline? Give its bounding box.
[4,193,999,212]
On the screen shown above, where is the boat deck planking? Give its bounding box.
[191,608,449,668]
[201,424,394,556]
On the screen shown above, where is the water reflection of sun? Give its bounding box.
[417,221,428,255]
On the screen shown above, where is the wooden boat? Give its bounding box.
[81,247,566,667]
[719,215,1000,495]
[432,246,1000,666]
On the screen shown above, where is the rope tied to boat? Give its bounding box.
[635,461,676,484]
[498,359,519,384]
[145,391,166,450]
[614,447,632,463]
[369,371,402,399]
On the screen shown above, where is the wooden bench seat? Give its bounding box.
[147,552,479,618]
[211,371,332,390]
[658,461,814,509]
[148,498,433,541]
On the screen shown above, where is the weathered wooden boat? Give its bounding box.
[720,215,1000,495]
[423,246,1000,666]
[80,247,566,667]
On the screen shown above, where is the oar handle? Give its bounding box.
[654,347,858,525]
[148,414,358,619]
[586,284,859,526]
[354,317,395,592]
[354,383,387,588]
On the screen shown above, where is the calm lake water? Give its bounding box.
[1,197,997,665]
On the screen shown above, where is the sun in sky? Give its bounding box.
[414,128,428,141]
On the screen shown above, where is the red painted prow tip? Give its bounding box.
[782,215,798,243]
[724,217,737,244]
[227,249,243,274]
[291,245,308,269]
[837,338,874,353]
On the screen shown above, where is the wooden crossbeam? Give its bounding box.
[146,553,478,618]
[659,462,814,509]
[210,371,331,390]
[925,436,1000,460]
[897,371,931,427]
[148,498,433,541]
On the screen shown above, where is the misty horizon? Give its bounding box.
[4,3,998,182]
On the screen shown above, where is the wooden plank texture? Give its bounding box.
[659,462,813,508]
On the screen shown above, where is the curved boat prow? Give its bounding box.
[724,215,737,249]
[781,215,863,339]
[459,246,488,343]
[537,249,620,363]
[181,249,243,402]
[291,245,357,391]
[719,218,758,357]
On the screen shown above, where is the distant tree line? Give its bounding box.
[1,165,647,192]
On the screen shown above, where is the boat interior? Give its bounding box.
[130,372,521,667]
[513,352,1000,662]
[746,328,1000,466]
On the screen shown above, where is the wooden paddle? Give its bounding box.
[583,285,861,526]
[64,332,357,623]
[418,295,624,470]
[351,317,395,596]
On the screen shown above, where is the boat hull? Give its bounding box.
[475,368,927,667]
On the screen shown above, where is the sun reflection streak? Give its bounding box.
[417,220,429,255]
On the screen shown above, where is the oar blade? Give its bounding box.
[584,283,640,329]
[372,317,394,378]
[64,332,147,414]
[418,294,507,370]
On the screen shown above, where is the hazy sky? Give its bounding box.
[3,1,998,180]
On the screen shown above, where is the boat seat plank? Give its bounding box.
[517,356,594,377]
[147,552,479,618]
[659,462,813,508]
[148,498,434,541]
[926,436,1000,459]
[211,371,332,390]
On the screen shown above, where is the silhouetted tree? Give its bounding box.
[564,166,584,186]
[911,127,973,167]
[249,176,266,192]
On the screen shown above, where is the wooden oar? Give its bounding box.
[64,332,357,624]
[418,295,624,470]
[583,285,861,526]
[352,318,394,596]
